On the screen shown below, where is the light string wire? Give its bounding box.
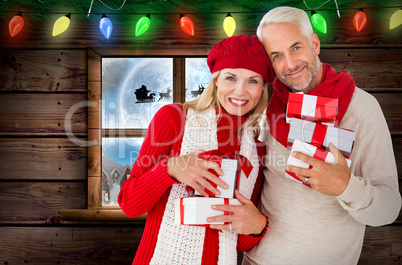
[87,0,127,17]
[1,5,401,16]
[303,0,340,18]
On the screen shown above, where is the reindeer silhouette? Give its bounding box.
[191,85,206,98]
[158,87,172,101]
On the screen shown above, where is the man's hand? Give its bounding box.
[286,143,351,196]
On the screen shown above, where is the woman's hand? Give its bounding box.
[208,190,267,235]
[166,149,228,197]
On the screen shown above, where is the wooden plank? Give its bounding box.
[239,226,402,265]
[0,226,144,265]
[0,138,86,180]
[0,182,86,224]
[88,175,101,208]
[0,49,87,92]
[0,225,400,265]
[358,226,402,265]
[319,48,402,91]
[173,57,186,103]
[372,93,402,135]
[394,137,402,181]
[88,48,101,82]
[88,81,101,130]
[0,93,87,136]
[88,128,101,208]
[60,207,146,222]
[88,129,101,177]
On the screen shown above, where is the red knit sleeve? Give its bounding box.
[237,140,269,252]
[118,104,185,218]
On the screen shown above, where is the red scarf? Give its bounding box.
[266,63,355,147]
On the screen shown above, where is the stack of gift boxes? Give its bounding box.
[175,151,246,226]
[285,92,356,186]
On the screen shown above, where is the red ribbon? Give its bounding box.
[198,150,253,177]
[180,198,184,225]
[285,169,310,187]
[223,198,229,216]
[307,147,329,170]
[311,123,327,148]
[313,147,328,161]
[287,93,303,121]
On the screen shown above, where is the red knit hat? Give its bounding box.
[207,34,275,83]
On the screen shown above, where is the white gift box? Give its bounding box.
[174,197,241,225]
[194,158,239,199]
[285,139,352,184]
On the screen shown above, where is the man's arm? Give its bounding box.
[287,89,401,226]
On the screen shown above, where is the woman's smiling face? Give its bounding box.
[215,68,265,117]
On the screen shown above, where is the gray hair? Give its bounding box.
[257,6,313,42]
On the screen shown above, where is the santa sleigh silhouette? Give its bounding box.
[134,85,156,103]
[134,86,172,103]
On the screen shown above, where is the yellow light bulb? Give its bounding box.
[223,13,236,37]
[390,9,402,29]
[52,14,71,36]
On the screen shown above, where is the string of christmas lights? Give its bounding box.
[4,6,402,39]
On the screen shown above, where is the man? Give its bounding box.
[244,6,401,265]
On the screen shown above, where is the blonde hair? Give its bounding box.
[183,70,268,138]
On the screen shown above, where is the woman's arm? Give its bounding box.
[118,104,184,218]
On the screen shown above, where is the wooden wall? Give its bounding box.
[0,13,401,265]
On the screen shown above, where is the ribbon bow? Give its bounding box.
[198,149,253,177]
[192,150,253,197]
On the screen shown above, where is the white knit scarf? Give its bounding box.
[150,108,259,265]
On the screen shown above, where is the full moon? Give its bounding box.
[119,58,173,128]
[119,58,212,128]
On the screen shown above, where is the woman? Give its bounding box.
[118,34,275,265]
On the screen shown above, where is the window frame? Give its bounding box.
[61,47,210,222]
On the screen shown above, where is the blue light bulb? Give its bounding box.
[99,14,113,39]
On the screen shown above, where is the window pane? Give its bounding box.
[185,58,212,101]
[102,58,173,129]
[101,137,143,206]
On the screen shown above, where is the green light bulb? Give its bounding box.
[135,15,151,36]
[311,11,327,34]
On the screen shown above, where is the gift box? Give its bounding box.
[286,92,338,126]
[285,139,352,185]
[174,197,242,225]
[287,118,356,158]
[194,150,252,199]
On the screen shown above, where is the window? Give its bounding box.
[101,57,211,206]
[60,48,212,221]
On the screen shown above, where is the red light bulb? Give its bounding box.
[353,9,367,32]
[9,12,24,37]
[180,15,194,36]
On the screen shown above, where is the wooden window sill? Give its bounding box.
[60,207,146,222]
